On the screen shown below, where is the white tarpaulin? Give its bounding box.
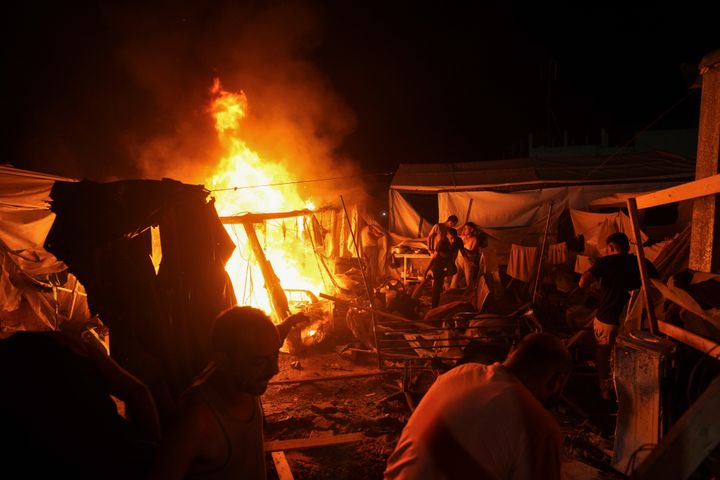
[393,185,680,265]
[389,153,694,267]
[0,166,90,337]
[438,187,568,228]
[0,165,74,275]
[564,182,683,210]
[569,209,648,256]
[436,183,683,231]
[389,190,432,239]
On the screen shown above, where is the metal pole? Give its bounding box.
[531,201,554,305]
[340,196,382,369]
[627,197,658,334]
[464,199,474,224]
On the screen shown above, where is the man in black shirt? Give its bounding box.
[422,228,460,308]
[426,215,458,254]
[579,232,658,400]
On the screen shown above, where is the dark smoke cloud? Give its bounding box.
[5,0,360,198]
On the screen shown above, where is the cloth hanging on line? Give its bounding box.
[506,244,537,282]
[547,242,568,265]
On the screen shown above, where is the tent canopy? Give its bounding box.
[388,152,696,263]
[390,151,695,193]
[1,165,88,336]
[0,164,76,274]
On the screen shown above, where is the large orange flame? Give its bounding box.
[205,79,325,314]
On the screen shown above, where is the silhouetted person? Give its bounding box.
[0,326,161,479]
[149,306,306,480]
[384,332,572,480]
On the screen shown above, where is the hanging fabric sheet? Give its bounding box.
[506,244,537,282]
[570,209,647,256]
[547,242,568,265]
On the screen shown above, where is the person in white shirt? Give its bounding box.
[384,332,571,480]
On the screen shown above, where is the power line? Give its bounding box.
[209,171,394,192]
[581,90,696,181]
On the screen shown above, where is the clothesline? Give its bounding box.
[209,171,394,192]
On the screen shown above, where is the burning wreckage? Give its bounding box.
[3,58,720,478]
[5,159,720,478]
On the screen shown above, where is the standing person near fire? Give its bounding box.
[149,306,307,480]
[361,221,385,287]
[426,215,458,254]
[384,332,572,480]
[579,232,658,401]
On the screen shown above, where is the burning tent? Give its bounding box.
[1,163,371,417]
[194,79,374,352]
[1,79,375,419]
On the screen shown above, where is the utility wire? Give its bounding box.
[209,171,394,192]
[581,90,696,181]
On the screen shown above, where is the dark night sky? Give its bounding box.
[2,2,717,187]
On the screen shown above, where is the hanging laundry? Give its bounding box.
[506,244,537,282]
[547,242,568,265]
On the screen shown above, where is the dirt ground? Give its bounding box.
[261,346,624,479]
[262,348,406,480]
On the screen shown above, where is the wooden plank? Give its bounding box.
[657,321,720,360]
[626,197,659,334]
[634,173,720,210]
[220,206,333,224]
[271,451,294,480]
[264,432,366,452]
[243,223,290,321]
[636,375,720,480]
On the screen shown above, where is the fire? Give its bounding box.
[205,79,326,315]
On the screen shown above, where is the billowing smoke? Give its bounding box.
[9,1,362,204]
[110,1,361,204]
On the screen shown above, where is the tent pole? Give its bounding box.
[531,201,554,305]
[464,199,474,224]
[67,275,80,320]
[626,197,658,334]
[341,196,382,370]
